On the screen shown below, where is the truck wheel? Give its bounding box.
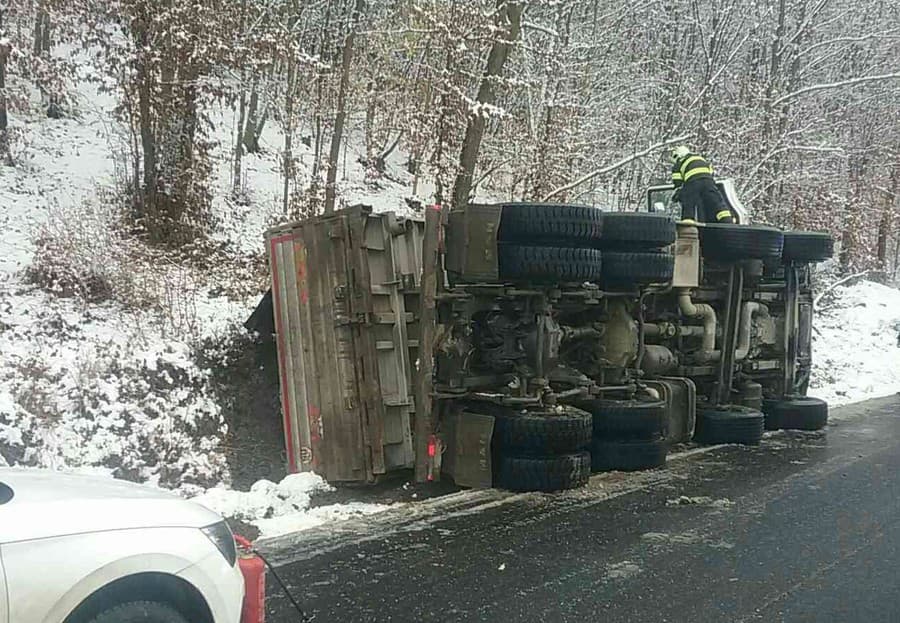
[590,438,667,472]
[699,224,784,261]
[492,406,593,455]
[762,396,828,431]
[495,452,591,492]
[599,213,676,249]
[782,231,834,263]
[579,398,668,440]
[694,405,765,445]
[601,251,674,286]
[87,601,189,623]
[498,244,603,283]
[498,203,603,245]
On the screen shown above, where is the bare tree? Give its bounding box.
[0,15,10,165]
[324,0,365,215]
[450,0,524,210]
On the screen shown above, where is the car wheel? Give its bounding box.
[491,406,593,455]
[782,231,834,263]
[762,396,828,431]
[87,601,189,623]
[498,244,603,283]
[495,452,591,492]
[598,213,677,249]
[694,404,765,445]
[590,438,668,472]
[699,224,784,261]
[498,203,603,245]
[601,251,675,286]
[578,397,668,440]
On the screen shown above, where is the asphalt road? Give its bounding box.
[263,395,900,623]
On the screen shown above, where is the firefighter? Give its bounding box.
[670,146,734,224]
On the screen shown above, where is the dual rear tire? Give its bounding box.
[579,398,669,472]
[490,405,593,492]
[694,396,828,444]
[497,205,676,286]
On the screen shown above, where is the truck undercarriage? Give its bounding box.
[265,189,834,491]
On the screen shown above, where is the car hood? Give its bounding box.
[0,469,221,543]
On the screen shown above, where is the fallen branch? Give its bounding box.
[542,134,691,202]
[814,270,869,309]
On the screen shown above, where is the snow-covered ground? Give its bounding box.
[809,279,900,411]
[2,51,900,539]
[193,472,388,539]
[0,55,405,528]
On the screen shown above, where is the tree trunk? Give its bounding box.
[41,13,50,52]
[33,9,45,56]
[431,48,455,206]
[32,8,60,118]
[876,208,890,269]
[242,76,262,153]
[310,1,334,192]
[375,132,403,173]
[450,1,524,210]
[138,70,156,222]
[233,82,248,199]
[364,82,376,166]
[0,30,10,165]
[282,62,296,216]
[324,0,365,215]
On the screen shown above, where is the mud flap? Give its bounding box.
[441,409,495,488]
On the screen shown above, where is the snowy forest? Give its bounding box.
[1,0,898,271]
[2,0,900,513]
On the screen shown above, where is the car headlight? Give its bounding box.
[202,521,237,567]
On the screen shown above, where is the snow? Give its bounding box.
[1,43,899,538]
[0,77,235,489]
[809,279,900,410]
[192,473,391,539]
[0,49,410,530]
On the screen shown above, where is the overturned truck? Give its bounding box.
[265,185,833,491]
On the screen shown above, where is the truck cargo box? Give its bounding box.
[266,206,424,482]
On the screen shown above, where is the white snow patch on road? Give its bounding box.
[604,560,642,581]
[665,495,734,509]
[192,472,392,539]
[810,280,900,410]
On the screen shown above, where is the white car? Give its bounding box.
[0,469,244,623]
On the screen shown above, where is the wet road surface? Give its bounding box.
[263,395,900,622]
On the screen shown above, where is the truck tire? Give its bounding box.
[699,224,784,261]
[599,213,677,249]
[590,438,667,472]
[782,231,834,263]
[495,451,591,492]
[492,406,593,455]
[762,396,828,431]
[498,244,603,283]
[694,405,765,445]
[87,601,189,623]
[498,203,603,245]
[601,251,675,285]
[579,398,667,439]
